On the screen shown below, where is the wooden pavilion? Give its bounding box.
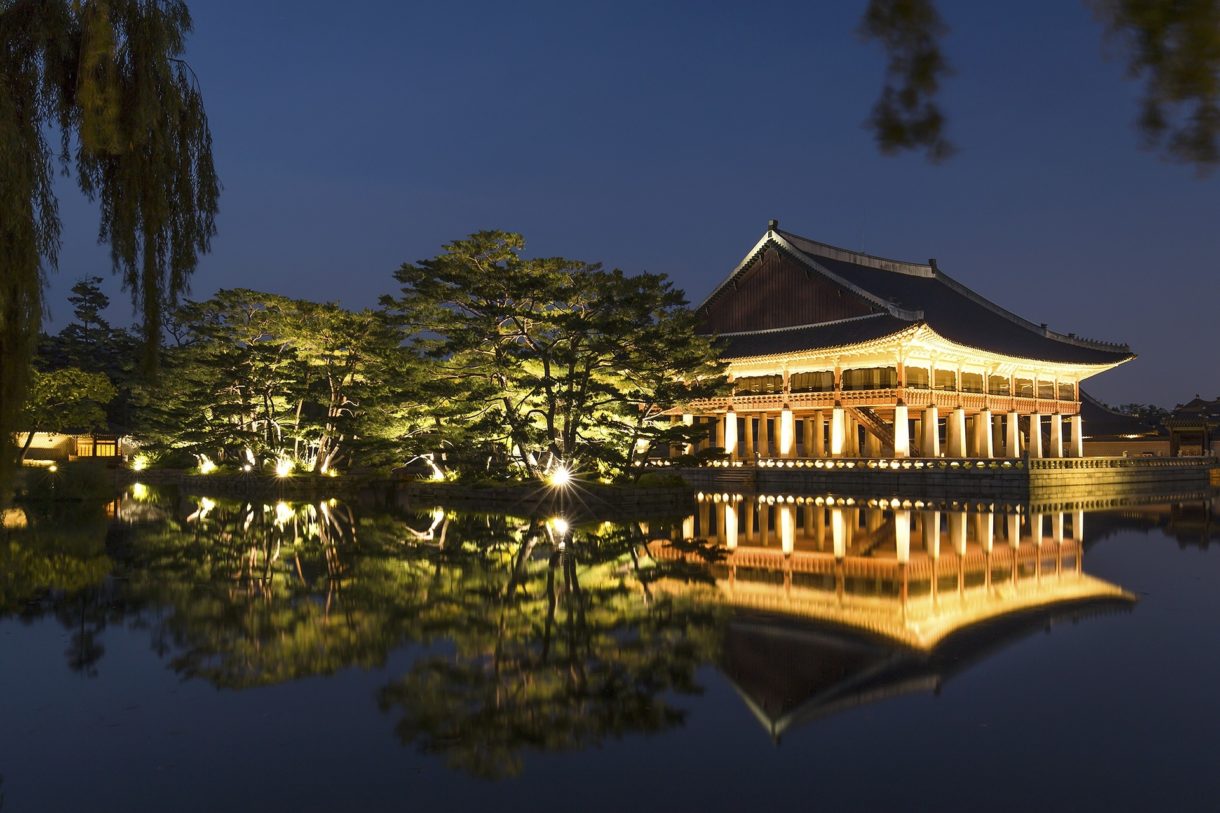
[677,221,1135,461]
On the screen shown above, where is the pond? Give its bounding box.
[1,486,1218,812]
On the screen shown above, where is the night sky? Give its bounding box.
[46,0,1219,407]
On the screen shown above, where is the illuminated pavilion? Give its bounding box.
[678,221,1135,460]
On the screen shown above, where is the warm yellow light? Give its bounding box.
[242,464,252,472]
[275,458,294,478]
[198,455,217,475]
[550,516,570,535]
[47,463,58,473]
[130,455,148,472]
[326,469,339,477]
[548,464,571,488]
[130,482,150,501]
[274,501,294,526]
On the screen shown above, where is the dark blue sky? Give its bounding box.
[48,0,1218,406]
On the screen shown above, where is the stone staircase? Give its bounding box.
[848,406,923,458]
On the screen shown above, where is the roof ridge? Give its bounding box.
[778,229,935,276]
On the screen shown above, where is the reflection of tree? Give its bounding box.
[377,523,723,779]
[0,504,112,615]
[2,492,725,777]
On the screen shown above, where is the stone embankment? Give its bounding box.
[120,469,693,519]
[673,456,1217,501]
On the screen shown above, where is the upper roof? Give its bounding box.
[700,224,1135,366]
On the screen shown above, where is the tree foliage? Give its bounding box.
[862,0,1220,170]
[0,0,218,490]
[17,367,117,460]
[138,289,420,472]
[385,231,727,480]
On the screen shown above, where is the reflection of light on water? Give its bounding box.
[130,482,150,501]
[2,507,28,529]
[274,501,295,527]
[187,497,216,523]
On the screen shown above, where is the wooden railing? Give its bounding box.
[686,387,1079,415]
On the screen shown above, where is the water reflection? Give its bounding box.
[2,487,1216,775]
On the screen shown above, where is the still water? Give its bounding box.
[1,486,1218,812]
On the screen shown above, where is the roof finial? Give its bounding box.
[928,258,938,272]
[768,219,779,232]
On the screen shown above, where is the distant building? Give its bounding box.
[678,221,1134,459]
[1164,396,1220,457]
[1078,390,1168,457]
[16,431,132,463]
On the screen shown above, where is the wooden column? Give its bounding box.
[743,415,755,460]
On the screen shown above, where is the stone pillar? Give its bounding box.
[948,407,968,457]
[976,409,994,458]
[895,510,911,564]
[923,405,940,458]
[723,409,737,460]
[1006,412,1021,458]
[1028,413,1043,459]
[992,413,1004,458]
[779,504,795,556]
[1070,414,1084,458]
[976,512,994,554]
[923,510,941,558]
[830,405,846,457]
[779,407,795,459]
[893,403,910,458]
[715,415,726,452]
[743,415,755,459]
[725,503,738,550]
[1049,413,1064,458]
[949,511,968,557]
[801,416,814,458]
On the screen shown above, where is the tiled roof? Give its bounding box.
[716,313,913,359]
[777,230,1134,366]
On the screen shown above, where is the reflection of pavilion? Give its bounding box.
[646,495,1134,738]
